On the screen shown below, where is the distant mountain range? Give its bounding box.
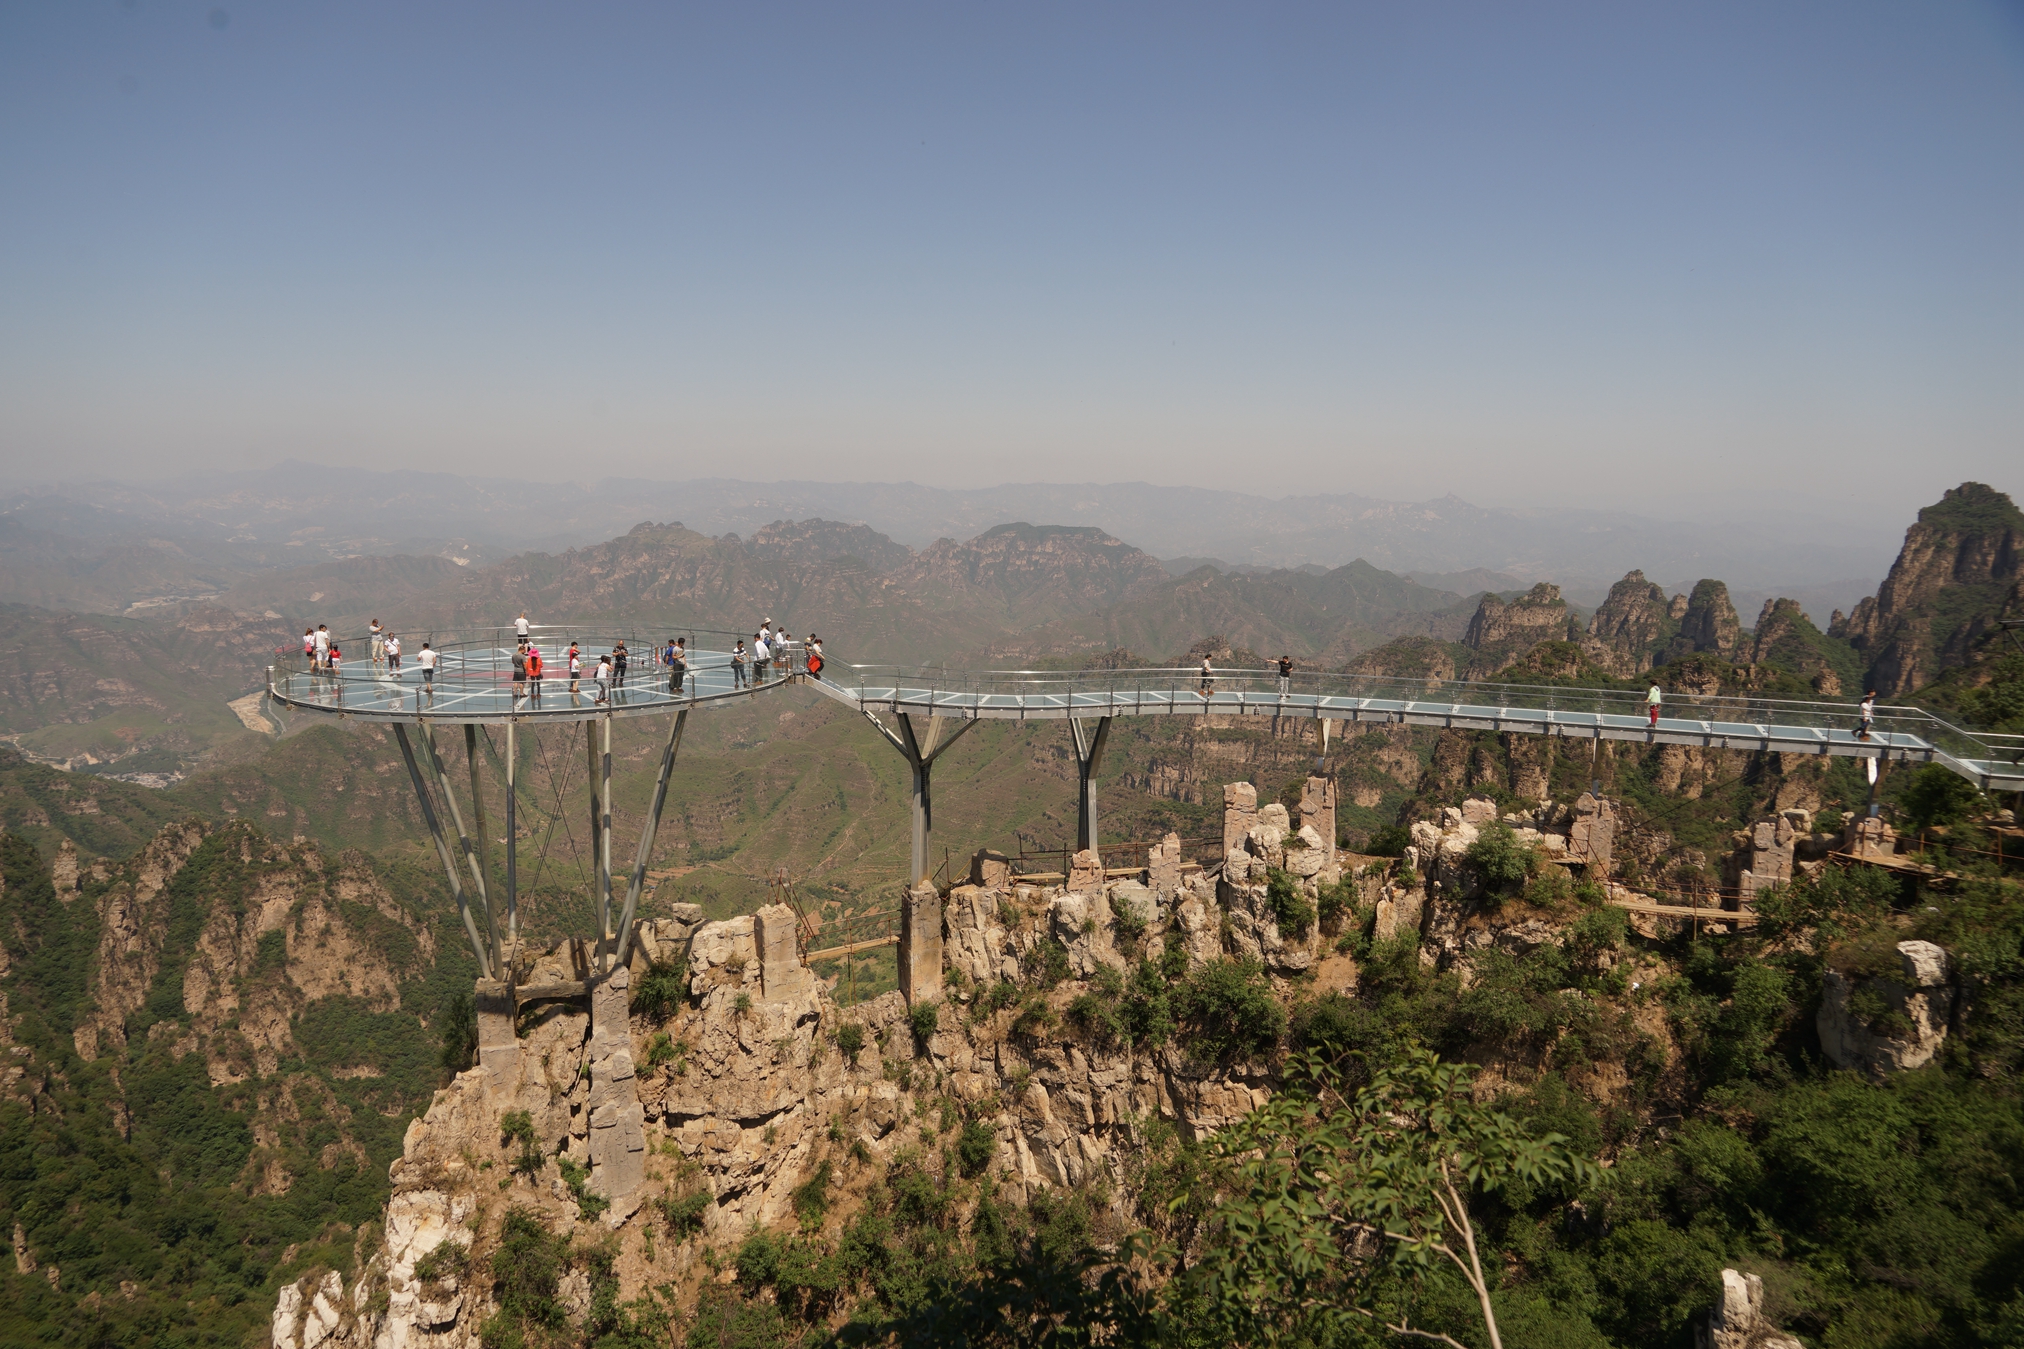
[1,460,1901,613]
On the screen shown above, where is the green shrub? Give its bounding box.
[1067,992,1125,1047]
[1288,992,1383,1062]
[500,1108,543,1177]
[1899,764,1986,830]
[908,999,940,1044]
[1111,892,1149,948]
[556,1155,609,1219]
[412,1237,470,1285]
[1025,938,1073,988]
[439,990,477,1074]
[835,1022,865,1063]
[736,1229,783,1289]
[1177,958,1284,1061]
[1464,821,1537,893]
[632,960,686,1022]
[1011,995,1057,1039]
[791,1160,832,1229]
[1365,824,1412,856]
[1264,868,1316,937]
[1813,807,1846,838]
[734,991,753,1018]
[659,1187,712,1240]
[957,1120,997,1176]
[1315,879,1354,927]
[484,1209,569,1345]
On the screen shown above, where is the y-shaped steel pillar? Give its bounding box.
[1071,716,1112,867]
[865,709,979,886]
[394,723,494,980]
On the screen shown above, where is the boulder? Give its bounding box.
[1699,1269,1802,1349]
[1817,941,1954,1076]
[1222,783,1258,855]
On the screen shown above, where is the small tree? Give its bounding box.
[1198,1046,1594,1349]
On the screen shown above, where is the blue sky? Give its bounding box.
[1,2,2019,524]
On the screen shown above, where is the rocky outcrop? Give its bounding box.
[1832,482,2024,695]
[1722,808,1838,903]
[889,523,1169,627]
[1699,1269,1803,1349]
[1462,583,1572,674]
[1662,580,1742,664]
[69,822,209,1062]
[1818,940,1954,1076]
[1743,598,1853,695]
[1581,570,1677,676]
[745,518,913,572]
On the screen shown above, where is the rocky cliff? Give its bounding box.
[1461,582,1574,675]
[1579,570,1678,676]
[1831,482,2024,696]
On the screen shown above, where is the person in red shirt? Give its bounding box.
[526,645,545,706]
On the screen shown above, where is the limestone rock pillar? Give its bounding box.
[1300,777,1337,869]
[586,966,646,1218]
[754,902,815,1002]
[474,978,519,1100]
[1067,848,1103,893]
[1223,782,1258,855]
[898,881,943,1006]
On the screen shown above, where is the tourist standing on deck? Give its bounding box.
[731,639,748,688]
[386,633,402,674]
[418,641,438,694]
[613,640,629,689]
[1199,655,1214,698]
[668,638,687,694]
[370,619,385,672]
[511,642,529,703]
[314,624,330,671]
[1277,654,1293,697]
[1646,682,1663,728]
[568,642,582,694]
[515,612,531,642]
[526,645,544,705]
[752,631,770,684]
[1858,690,1877,741]
[593,652,612,703]
[806,634,824,680]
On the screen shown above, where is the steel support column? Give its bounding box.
[394,724,493,979]
[597,712,614,970]
[1070,716,1112,866]
[504,721,518,952]
[612,709,687,970]
[865,709,979,886]
[463,723,495,939]
[425,727,504,975]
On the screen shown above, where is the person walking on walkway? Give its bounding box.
[1646,681,1663,728]
[1277,654,1293,698]
[303,627,316,663]
[511,641,529,704]
[752,631,770,684]
[370,619,385,672]
[385,633,402,675]
[1858,690,1878,741]
[731,639,748,688]
[613,640,629,690]
[515,612,530,642]
[668,638,688,694]
[417,641,438,696]
[526,644,544,705]
[567,642,582,695]
[1199,654,1215,699]
[313,624,330,671]
[806,633,824,680]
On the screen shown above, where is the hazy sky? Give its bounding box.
[2,2,2019,523]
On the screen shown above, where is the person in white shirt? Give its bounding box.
[1198,655,1214,698]
[385,633,402,674]
[417,641,438,694]
[752,632,770,684]
[731,639,748,688]
[515,612,531,641]
[593,653,612,703]
[1858,690,1877,741]
[1646,682,1662,728]
[313,625,330,671]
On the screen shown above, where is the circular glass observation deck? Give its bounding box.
[268,624,800,723]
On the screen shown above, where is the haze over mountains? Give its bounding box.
[1,462,1893,619]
